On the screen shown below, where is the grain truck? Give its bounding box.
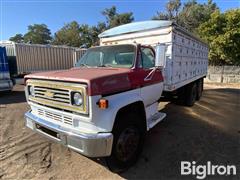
[24,21,208,172]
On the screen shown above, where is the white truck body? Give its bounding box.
[99,21,208,92]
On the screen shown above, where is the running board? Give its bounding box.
[147,112,166,129]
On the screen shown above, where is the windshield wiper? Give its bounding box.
[79,63,89,67]
[98,64,113,68]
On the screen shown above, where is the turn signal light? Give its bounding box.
[98,99,108,109]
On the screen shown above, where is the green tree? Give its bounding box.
[53,21,82,47]
[53,21,97,48]
[152,12,169,20]
[178,0,218,32]
[166,0,181,21]
[198,9,240,65]
[52,6,133,47]
[153,0,181,22]
[153,0,218,33]
[9,34,24,43]
[79,24,93,47]
[102,6,134,28]
[23,24,52,44]
[90,22,107,46]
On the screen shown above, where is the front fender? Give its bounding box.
[91,88,143,132]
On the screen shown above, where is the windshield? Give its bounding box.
[75,45,136,68]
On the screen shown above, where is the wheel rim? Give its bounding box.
[115,127,140,162]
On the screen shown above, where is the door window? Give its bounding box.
[140,47,155,69]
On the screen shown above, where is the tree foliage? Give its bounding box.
[9,34,24,43]
[9,6,133,47]
[8,2,240,65]
[198,9,240,65]
[178,0,218,33]
[152,0,181,22]
[152,0,240,65]
[90,22,107,46]
[52,6,133,47]
[23,24,52,44]
[153,0,218,32]
[102,6,134,28]
[52,21,81,47]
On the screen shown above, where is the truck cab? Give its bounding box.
[24,20,208,172]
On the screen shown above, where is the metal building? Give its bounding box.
[0,41,87,76]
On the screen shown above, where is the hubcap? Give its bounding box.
[116,127,140,162]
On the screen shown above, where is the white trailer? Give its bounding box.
[99,20,208,105]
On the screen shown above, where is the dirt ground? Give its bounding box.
[0,83,239,179]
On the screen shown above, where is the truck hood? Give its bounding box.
[25,67,133,96]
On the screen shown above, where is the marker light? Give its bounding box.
[98,99,108,109]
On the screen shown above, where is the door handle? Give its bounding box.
[144,68,157,81]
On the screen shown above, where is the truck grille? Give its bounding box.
[27,79,88,114]
[34,86,70,104]
[37,108,73,126]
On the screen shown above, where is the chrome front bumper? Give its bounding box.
[25,111,113,157]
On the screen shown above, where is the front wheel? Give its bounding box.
[106,113,145,172]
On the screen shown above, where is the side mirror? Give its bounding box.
[155,44,166,68]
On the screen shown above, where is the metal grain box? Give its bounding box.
[99,20,208,92]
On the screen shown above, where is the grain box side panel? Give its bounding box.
[165,29,208,91]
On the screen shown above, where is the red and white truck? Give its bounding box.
[24,21,208,171]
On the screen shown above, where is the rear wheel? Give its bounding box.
[185,82,197,106]
[196,79,203,101]
[106,112,145,173]
[176,86,186,105]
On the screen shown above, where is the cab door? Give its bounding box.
[138,46,164,106]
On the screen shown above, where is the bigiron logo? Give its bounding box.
[181,161,237,179]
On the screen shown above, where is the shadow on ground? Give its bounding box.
[0,85,239,179]
[120,88,240,179]
[0,85,26,105]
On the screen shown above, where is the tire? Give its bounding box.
[196,79,203,101]
[106,112,145,173]
[185,82,197,106]
[176,86,186,105]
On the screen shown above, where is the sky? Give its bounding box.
[0,0,239,40]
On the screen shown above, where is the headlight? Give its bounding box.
[29,86,34,96]
[72,92,83,106]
